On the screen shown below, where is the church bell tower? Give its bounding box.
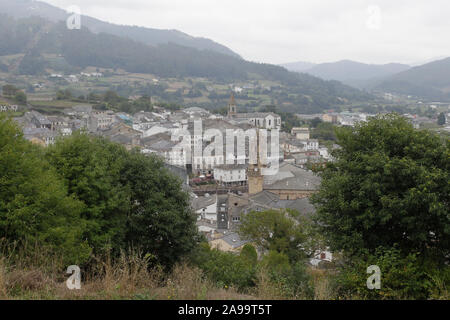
[248,129,266,195]
[227,93,237,118]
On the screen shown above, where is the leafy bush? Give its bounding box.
[0,115,91,264]
[260,251,314,299]
[332,247,450,300]
[190,243,256,291]
[312,114,449,258]
[1,117,199,268]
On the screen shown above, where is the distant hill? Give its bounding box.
[280,61,316,73]
[376,57,450,101]
[0,0,240,58]
[293,60,411,88]
[0,14,375,113]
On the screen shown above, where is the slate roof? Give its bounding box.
[141,133,173,146]
[248,190,316,216]
[271,198,316,215]
[264,163,321,191]
[30,111,51,126]
[192,194,217,211]
[249,190,280,206]
[183,107,209,114]
[187,119,241,131]
[23,127,57,137]
[109,134,133,145]
[219,232,249,249]
[234,112,279,119]
[145,139,177,152]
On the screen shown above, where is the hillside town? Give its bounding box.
[4,94,449,267]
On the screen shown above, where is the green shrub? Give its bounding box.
[332,247,449,300]
[260,251,313,299]
[190,243,256,291]
[0,115,91,265]
[240,244,258,265]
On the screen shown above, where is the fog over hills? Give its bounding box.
[0,0,241,58]
[282,60,411,89]
[279,61,317,73]
[281,56,450,101]
[0,12,375,114]
[376,57,450,101]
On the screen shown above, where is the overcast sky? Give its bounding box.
[42,0,449,65]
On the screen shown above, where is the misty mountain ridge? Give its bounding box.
[282,59,411,89]
[281,57,450,101]
[376,57,450,101]
[0,0,240,58]
[0,14,375,113]
[280,61,316,73]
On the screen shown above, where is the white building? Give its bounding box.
[318,147,330,160]
[88,111,115,132]
[291,127,310,140]
[192,194,218,222]
[284,139,319,153]
[213,164,248,186]
[310,249,333,267]
[234,112,281,130]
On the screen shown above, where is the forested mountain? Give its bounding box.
[280,61,316,73]
[376,57,450,101]
[0,0,240,58]
[0,15,375,113]
[305,60,410,82]
[283,60,411,89]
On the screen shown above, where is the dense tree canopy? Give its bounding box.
[0,115,90,264]
[1,117,199,268]
[438,112,446,126]
[120,151,200,268]
[0,15,374,114]
[46,133,131,252]
[238,209,313,263]
[312,114,450,260]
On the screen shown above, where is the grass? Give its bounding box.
[0,240,342,300]
[1,241,447,300]
[0,242,254,300]
[0,97,11,105]
[29,100,87,108]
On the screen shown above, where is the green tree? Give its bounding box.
[46,133,130,252]
[438,112,446,126]
[121,151,200,268]
[240,243,258,265]
[0,115,90,264]
[2,84,18,97]
[311,122,336,141]
[312,114,450,260]
[259,250,313,298]
[238,209,311,263]
[14,91,27,105]
[260,250,291,275]
[332,246,449,300]
[191,243,256,290]
[310,117,323,128]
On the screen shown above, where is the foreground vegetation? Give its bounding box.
[0,113,448,300]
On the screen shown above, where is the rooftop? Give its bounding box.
[264,163,321,191]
